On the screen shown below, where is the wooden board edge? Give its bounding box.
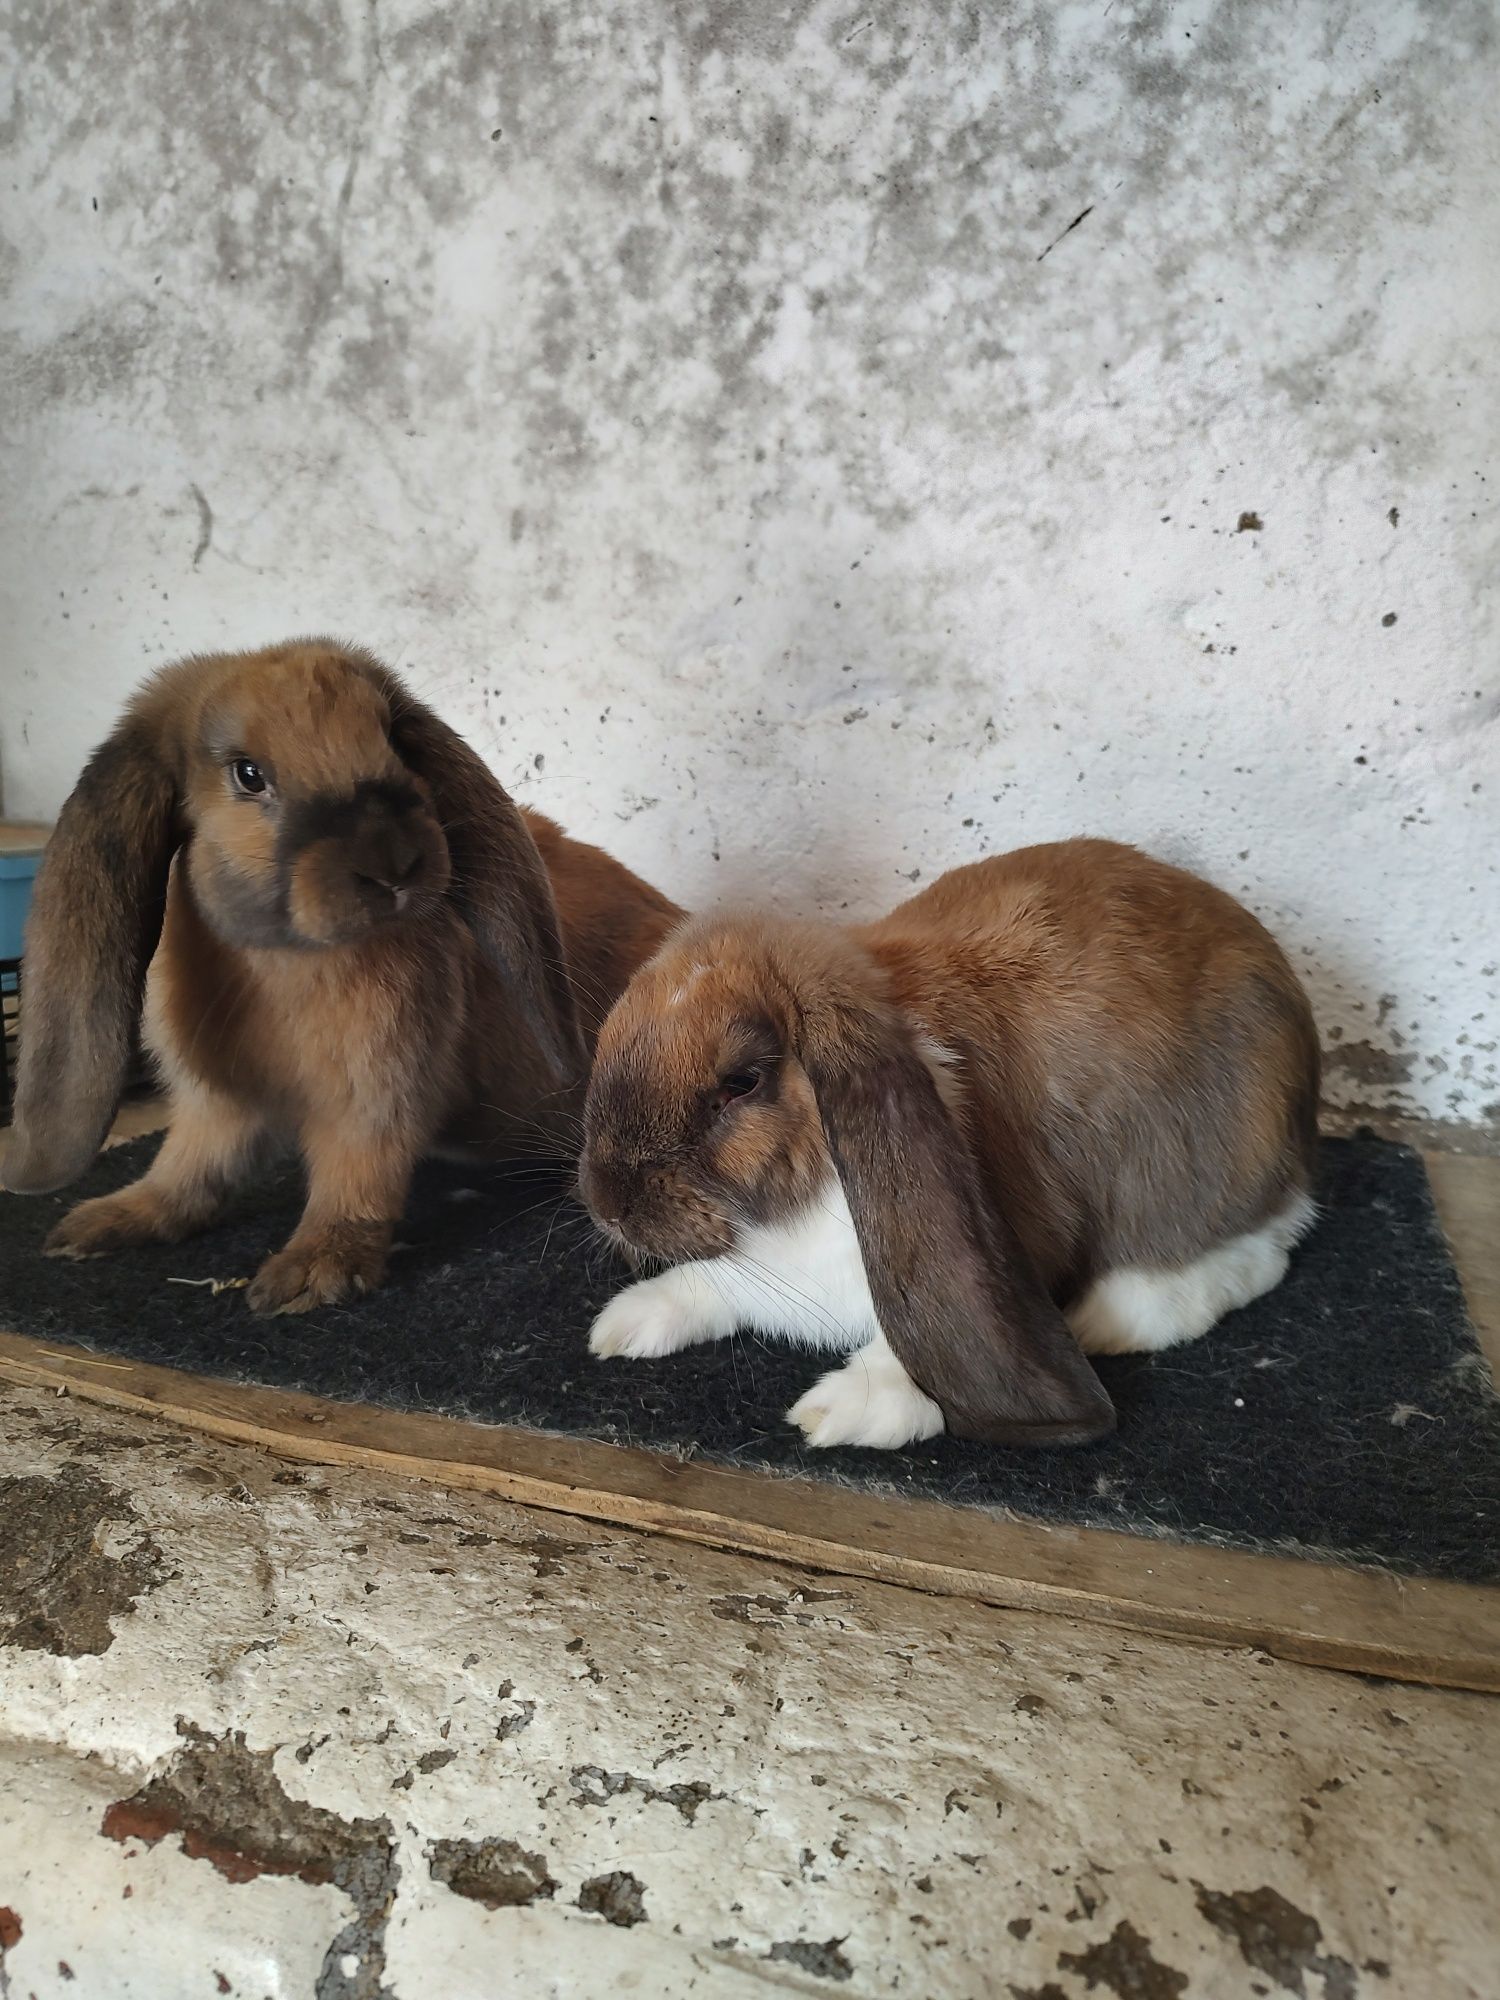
[1423,1149,1500,1376]
[1,1328,1496,1695]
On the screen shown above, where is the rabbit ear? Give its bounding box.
[382,682,586,1090]
[796,997,1116,1447]
[2,722,179,1193]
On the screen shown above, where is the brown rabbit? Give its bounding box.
[1,639,679,1312]
[577,840,1319,1450]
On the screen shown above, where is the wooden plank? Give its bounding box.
[0,821,51,855]
[0,1326,1496,1693]
[1424,1150,1500,1376]
[99,1095,171,1148]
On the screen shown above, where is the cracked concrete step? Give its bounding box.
[0,1384,1496,1997]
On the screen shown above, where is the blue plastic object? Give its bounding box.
[1,834,47,973]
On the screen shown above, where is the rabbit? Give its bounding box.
[1,638,680,1313]
[576,839,1320,1451]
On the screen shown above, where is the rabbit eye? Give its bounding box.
[714,1067,762,1111]
[230,758,269,797]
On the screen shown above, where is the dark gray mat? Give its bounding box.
[2,1134,1497,1582]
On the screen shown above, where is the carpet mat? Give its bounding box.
[2,1134,1496,1582]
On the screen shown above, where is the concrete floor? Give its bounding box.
[1,1380,1496,2000]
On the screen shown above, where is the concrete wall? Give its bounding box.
[1,0,1496,1135]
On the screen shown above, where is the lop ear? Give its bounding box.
[2,722,179,1193]
[797,1003,1116,1448]
[381,681,586,1090]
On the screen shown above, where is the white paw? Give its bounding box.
[787,1346,945,1451]
[588,1278,719,1360]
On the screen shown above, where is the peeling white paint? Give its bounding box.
[0,1388,1497,1998]
[0,1,1495,1129]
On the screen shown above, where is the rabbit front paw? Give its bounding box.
[588,1273,729,1360]
[246,1220,390,1315]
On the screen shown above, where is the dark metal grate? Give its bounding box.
[0,956,19,1117]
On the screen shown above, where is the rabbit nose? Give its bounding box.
[578,1155,619,1223]
[389,838,423,886]
[358,833,422,895]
